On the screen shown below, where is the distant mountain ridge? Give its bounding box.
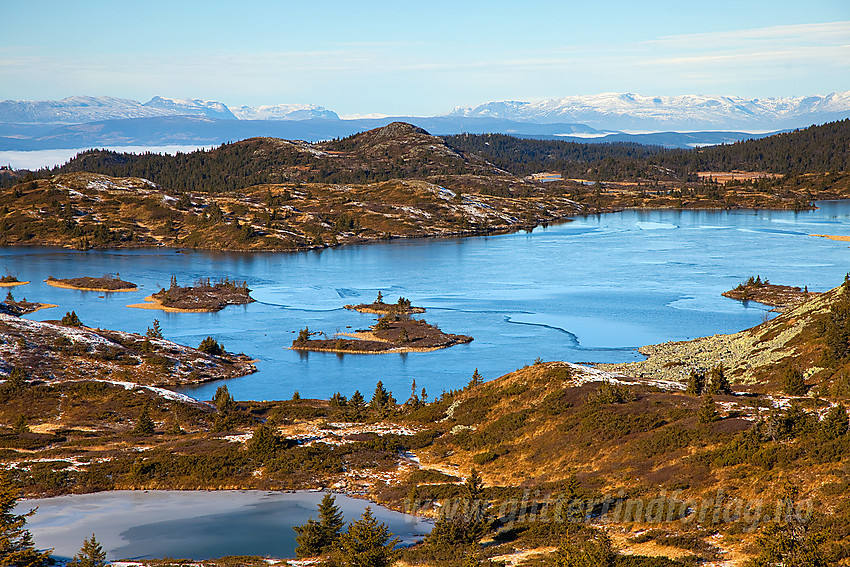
[0,96,339,124]
[448,91,850,131]
[1,92,848,154]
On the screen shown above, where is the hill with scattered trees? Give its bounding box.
[444,119,850,180]
[0,121,848,251]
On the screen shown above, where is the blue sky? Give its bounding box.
[1,0,848,116]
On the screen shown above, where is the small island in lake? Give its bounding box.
[0,274,28,287]
[1,291,55,315]
[293,299,472,354]
[344,292,426,315]
[128,277,254,312]
[722,275,818,311]
[45,274,138,292]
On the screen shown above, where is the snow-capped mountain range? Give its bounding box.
[449,92,850,131]
[0,96,339,124]
[1,92,848,155]
[2,92,849,131]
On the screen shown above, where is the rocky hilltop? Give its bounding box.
[0,313,255,387]
[0,123,582,251]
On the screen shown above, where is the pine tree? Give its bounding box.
[0,471,52,567]
[68,534,107,567]
[198,336,224,356]
[331,507,399,567]
[698,395,719,424]
[61,310,82,327]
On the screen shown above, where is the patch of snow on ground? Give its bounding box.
[221,432,253,444]
[565,362,686,391]
[101,379,203,405]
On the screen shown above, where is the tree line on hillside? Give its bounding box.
[443,119,850,180]
[0,120,847,192]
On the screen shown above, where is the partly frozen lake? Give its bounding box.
[3,201,850,402]
[18,490,431,560]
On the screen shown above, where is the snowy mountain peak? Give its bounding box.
[449,92,850,131]
[142,97,236,120]
[230,103,339,121]
[0,96,339,124]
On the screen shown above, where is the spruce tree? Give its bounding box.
[12,414,28,434]
[145,319,163,339]
[68,534,107,567]
[705,364,732,395]
[820,403,848,440]
[61,311,82,327]
[247,423,282,462]
[550,531,615,567]
[0,471,52,567]
[686,370,704,395]
[747,516,827,566]
[468,368,483,389]
[213,385,236,413]
[782,366,808,396]
[464,468,484,500]
[293,494,345,558]
[331,507,399,567]
[133,405,155,436]
[370,381,395,413]
[5,368,26,394]
[349,390,365,419]
[698,395,719,424]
